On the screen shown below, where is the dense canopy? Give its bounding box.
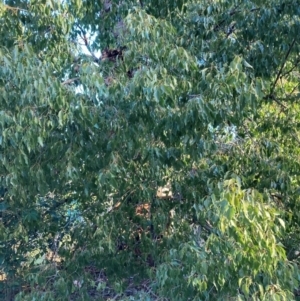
[0,0,300,300]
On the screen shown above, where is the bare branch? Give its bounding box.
[3,4,28,12]
[270,38,296,94]
[62,77,80,85]
[280,58,300,78]
[287,83,300,97]
[263,94,287,110]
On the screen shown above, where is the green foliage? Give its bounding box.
[0,0,300,300]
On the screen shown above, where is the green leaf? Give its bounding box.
[277,217,285,229]
[37,136,44,147]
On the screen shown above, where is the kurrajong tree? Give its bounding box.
[0,0,299,300]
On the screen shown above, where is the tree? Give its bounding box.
[0,0,299,300]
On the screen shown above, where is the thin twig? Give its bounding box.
[76,23,100,63]
[273,97,287,110]
[213,5,259,32]
[280,57,300,78]
[270,38,296,94]
[3,4,28,12]
[276,94,299,103]
[263,93,287,110]
[292,133,300,145]
[62,77,80,85]
[287,83,300,97]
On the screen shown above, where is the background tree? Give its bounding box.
[0,0,299,300]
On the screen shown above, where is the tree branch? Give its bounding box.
[3,4,28,12]
[280,57,300,78]
[263,94,287,110]
[270,38,296,94]
[76,23,100,63]
[62,77,80,85]
[213,6,259,32]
